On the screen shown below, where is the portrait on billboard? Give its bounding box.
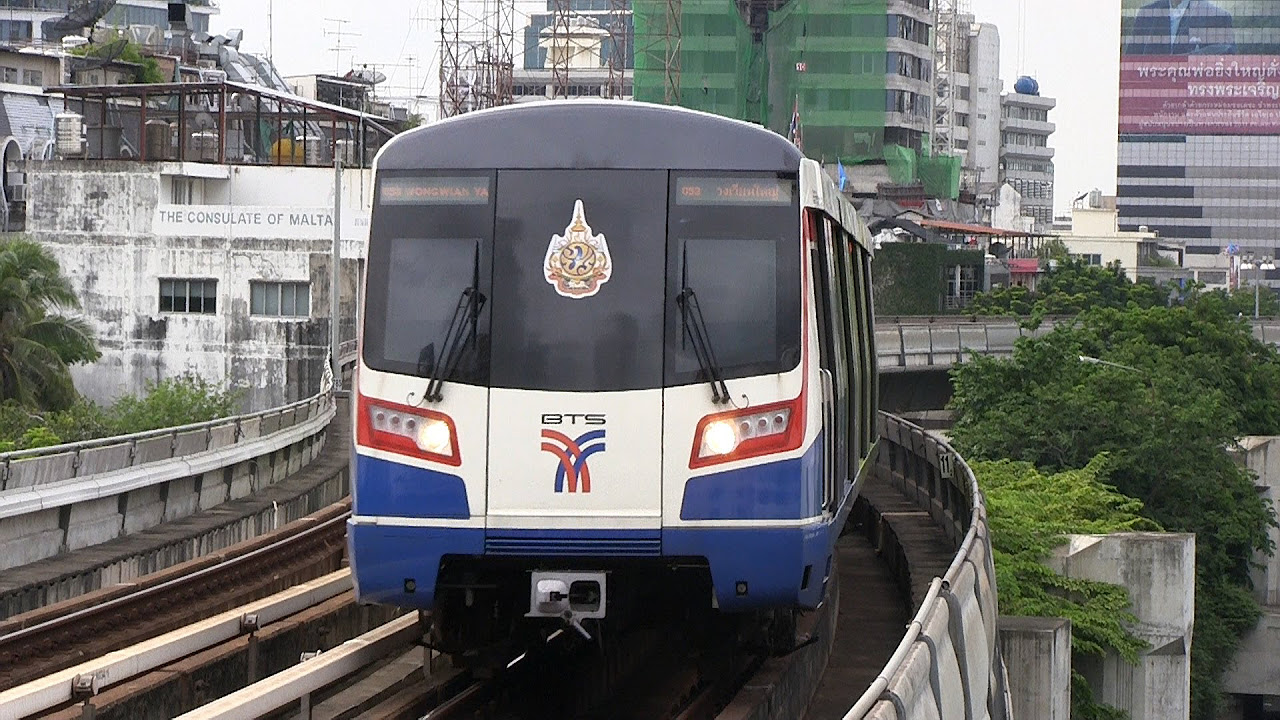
[1124,0,1236,55]
[1120,0,1280,135]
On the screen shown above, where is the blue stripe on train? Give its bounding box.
[353,454,471,519]
[679,432,824,521]
[347,521,832,611]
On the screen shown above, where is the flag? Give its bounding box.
[837,158,848,192]
[788,95,802,151]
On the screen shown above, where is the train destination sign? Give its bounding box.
[379,176,492,205]
[675,177,794,206]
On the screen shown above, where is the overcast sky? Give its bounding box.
[212,0,1121,214]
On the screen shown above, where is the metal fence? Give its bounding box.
[0,343,359,493]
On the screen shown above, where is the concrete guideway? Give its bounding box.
[0,570,353,718]
[0,397,353,619]
[0,393,336,573]
[876,316,1280,373]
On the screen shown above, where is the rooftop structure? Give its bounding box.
[49,80,396,167]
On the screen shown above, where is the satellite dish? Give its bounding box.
[989,241,1009,259]
[193,111,215,130]
[346,67,386,85]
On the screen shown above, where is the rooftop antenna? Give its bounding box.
[325,17,360,75]
[267,0,273,65]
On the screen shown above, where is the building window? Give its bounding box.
[21,69,41,86]
[160,279,217,314]
[0,66,16,83]
[0,20,32,42]
[171,179,194,204]
[251,281,310,318]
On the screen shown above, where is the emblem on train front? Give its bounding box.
[545,200,612,299]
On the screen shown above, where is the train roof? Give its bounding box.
[376,101,804,173]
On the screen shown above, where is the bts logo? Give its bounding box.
[540,429,606,493]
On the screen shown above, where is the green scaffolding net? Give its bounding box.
[633,0,888,164]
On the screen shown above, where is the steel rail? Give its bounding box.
[172,613,423,720]
[0,503,350,651]
[0,570,353,718]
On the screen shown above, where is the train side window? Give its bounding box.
[836,228,864,468]
[861,251,878,446]
[816,215,851,502]
[849,246,875,448]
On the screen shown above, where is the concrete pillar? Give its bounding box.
[1045,533,1195,720]
[998,616,1071,720]
[1238,436,1280,606]
[1222,609,1280,698]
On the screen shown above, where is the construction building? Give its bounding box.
[630,0,930,174]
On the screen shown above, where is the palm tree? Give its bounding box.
[0,238,99,410]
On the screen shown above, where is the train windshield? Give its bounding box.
[362,171,800,391]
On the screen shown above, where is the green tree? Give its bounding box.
[71,36,167,84]
[949,304,1278,719]
[975,456,1158,720]
[109,374,243,434]
[968,258,1170,319]
[0,238,99,410]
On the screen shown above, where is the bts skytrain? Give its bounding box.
[347,101,878,663]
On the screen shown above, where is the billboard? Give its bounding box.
[1120,0,1280,134]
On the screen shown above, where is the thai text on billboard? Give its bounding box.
[1120,0,1280,135]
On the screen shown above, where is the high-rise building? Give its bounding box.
[1000,77,1056,229]
[1117,0,1280,290]
[626,0,931,165]
[950,19,1001,196]
[0,1,216,44]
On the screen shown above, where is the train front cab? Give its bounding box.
[346,107,878,652]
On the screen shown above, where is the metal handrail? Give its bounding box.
[0,347,359,465]
[844,413,1000,718]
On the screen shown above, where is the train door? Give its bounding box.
[484,170,668,535]
[811,213,851,513]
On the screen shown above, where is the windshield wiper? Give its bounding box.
[423,243,485,403]
[677,286,730,404]
[424,286,485,402]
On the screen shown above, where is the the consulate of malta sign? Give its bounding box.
[152,205,371,243]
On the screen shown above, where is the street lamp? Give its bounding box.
[1078,355,1156,394]
[1078,355,1142,373]
[1240,253,1276,319]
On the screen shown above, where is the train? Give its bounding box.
[347,100,879,665]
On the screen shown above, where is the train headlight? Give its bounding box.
[417,419,453,455]
[357,395,461,466]
[690,398,804,469]
[701,420,739,456]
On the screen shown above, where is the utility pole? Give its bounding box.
[332,159,343,392]
[267,0,273,66]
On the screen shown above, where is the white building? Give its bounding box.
[1056,192,1191,285]
[26,160,371,411]
[951,19,1002,197]
[1000,77,1056,231]
[512,15,631,101]
[22,81,394,410]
